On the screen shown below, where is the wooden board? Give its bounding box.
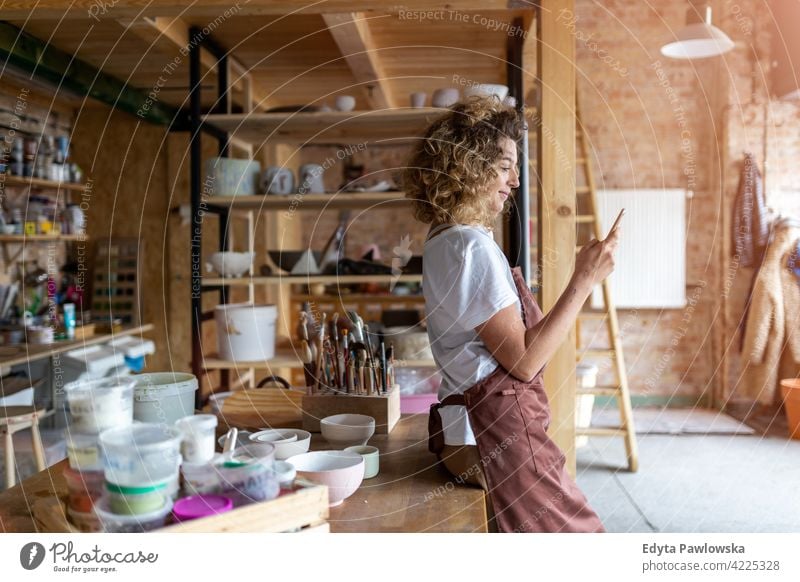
[302,385,400,434]
[538,0,577,475]
[205,191,410,210]
[216,387,306,429]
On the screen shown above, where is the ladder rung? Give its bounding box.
[578,349,616,358]
[576,426,628,437]
[576,215,595,223]
[578,385,622,396]
[576,186,590,194]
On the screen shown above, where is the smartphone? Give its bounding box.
[606,208,625,239]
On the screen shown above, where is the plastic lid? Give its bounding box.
[106,481,168,495]
[175,414,218,432]
[173,495,233,521]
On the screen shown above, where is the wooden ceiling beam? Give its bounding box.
[2,1,520,20]
[322,13,395,110]
[116,16,273,112]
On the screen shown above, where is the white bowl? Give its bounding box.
[335,95,356,112]
[287,451,364,506]
[464,83,509,102]
[205,252,254,278]
[432,88,460,108]
[250,428,311,460]
[320,414,375,447]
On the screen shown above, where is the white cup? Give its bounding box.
[410,92,427,108]
[344,445,380,479]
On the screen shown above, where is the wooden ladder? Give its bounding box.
[574,107,639,472]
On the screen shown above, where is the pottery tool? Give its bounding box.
[363,324,379,389]
[222,427,238,454]
[301,340,314,395]
[380,340,387,393]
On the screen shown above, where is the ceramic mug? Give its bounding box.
[262,167,294,195]
[297,164,325,194]
[410,92,427,108]
[344,445,379,479]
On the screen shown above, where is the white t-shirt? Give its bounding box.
[422,224,521,446]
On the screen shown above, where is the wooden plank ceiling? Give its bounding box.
[5,5,536,113]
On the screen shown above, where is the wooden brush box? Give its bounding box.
[302,385,400,434]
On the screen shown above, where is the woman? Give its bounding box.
[402,96,617,533]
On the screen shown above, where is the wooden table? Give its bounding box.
[0,415,488,533]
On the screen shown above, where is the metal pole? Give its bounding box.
[507,17,530,283]
[189,27,204,409]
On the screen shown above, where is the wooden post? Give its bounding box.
[538,0,578,475]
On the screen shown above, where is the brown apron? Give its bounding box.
[429,266,605,533]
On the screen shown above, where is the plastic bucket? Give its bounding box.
[780,379,800,440]
[133,373,198,425]
[175,414,218,464]
[64,377,135,434]
[107,482,169,516]
[99,423,182,488]
[214,303,277,362]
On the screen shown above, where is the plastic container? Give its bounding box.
[99,423,182,488]
[133,373,199,425]
[214,303,277,362]
[212,443,278,506]
[172,494,233,522]
[181,459,220,497]
[63,466,105,513]
[107,482,169,515]
[175,414,218,464]
[65,431,103,471]
[576,364,599,448]
[94,496,173,533]
[781,379,800,440]
[64,377,135,434]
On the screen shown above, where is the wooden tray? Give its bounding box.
[33,480,329,534]
[302,385,400,434]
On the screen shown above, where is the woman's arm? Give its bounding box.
[475,228,620,382]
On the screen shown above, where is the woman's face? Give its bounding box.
[486,137,521,217]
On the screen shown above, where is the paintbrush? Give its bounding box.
[300,340,314,395]
[380,340,387,393]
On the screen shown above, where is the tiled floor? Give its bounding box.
[576,429,800,532]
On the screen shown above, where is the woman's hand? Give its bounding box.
[572,226,621,291]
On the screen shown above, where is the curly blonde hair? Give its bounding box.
[402,95,524,228]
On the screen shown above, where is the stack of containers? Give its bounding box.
[62,377,135,531]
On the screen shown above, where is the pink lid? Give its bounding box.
[172,495,234,522]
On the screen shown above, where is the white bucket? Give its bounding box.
[215,303,278,362]
[133,373,198,425]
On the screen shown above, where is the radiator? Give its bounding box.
[591,189,686,309]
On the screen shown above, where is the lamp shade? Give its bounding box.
[661,6,735,59]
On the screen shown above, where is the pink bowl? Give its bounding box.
[286,451,364,507]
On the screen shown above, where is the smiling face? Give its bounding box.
[486,137,520,218]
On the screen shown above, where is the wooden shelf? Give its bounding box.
[1,174,87,192]
[290,293,424,302]
[202,349,303,370]
[0,234,83,243]
[203,108,444,145]
[206,191,409,210]
[201,350,435,370]
[203,273,423,286]
[0,324,154,368]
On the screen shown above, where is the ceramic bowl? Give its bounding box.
[216,430,253,451]
[335,95,356,112]
[286,451,364,506]
[464,83,509,102]
[205,252,254,278]
[432,88,460,108]
[272,460,297,488]
[250,428,311,460]
[344,445,380,479]
[320,414,375,447]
